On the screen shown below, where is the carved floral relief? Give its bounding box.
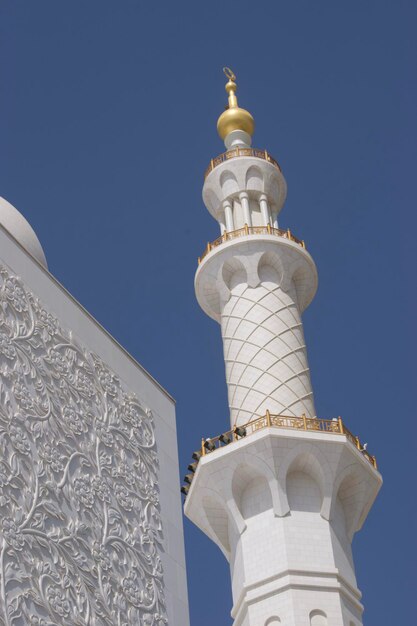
[0,266,166,625]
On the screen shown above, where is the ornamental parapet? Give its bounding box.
[198,225,305,264]
[201,413,377,468]
[182,413,376,495]
[204,147,281,179]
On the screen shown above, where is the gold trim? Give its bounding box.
[200,413,377,469]
[198,225,306,264]
[205,147,281,179]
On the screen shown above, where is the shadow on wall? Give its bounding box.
[310,610,327,625]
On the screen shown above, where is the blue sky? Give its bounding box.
[0,1,415,624]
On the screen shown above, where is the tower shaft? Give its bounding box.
[222,270,315,425]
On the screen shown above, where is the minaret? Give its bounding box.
[184,69,382,626]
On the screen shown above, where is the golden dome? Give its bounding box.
[217,68,255,141]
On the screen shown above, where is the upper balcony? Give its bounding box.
[204,147,281,180]
[202,147,287,225]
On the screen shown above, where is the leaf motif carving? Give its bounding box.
[0,265,167,625]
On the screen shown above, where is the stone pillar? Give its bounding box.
[260,193,271,227]
[240,192,252,227]
[224,200,234,232]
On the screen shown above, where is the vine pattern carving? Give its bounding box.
[0,265,166,625]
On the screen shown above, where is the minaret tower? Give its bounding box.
[184,69,382,626]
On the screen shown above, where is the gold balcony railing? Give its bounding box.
[204,147,281,179]
[199,412,377,469]
[198,225,305,264]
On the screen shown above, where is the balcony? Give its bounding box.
[198,412,377,470]
[204,147,281,180]
[198,225,305,264]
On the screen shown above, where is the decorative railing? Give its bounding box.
[198,225,305,264]
[199,412,377,469]
[204,147,281,179]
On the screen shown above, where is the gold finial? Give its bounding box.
[223,67,238,109]
[217,68,255,141]
[223,67,236,82]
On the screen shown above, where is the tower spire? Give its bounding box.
[217,68,255,148]
[223,67,239,108]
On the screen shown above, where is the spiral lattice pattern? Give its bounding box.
[221,268,316,427]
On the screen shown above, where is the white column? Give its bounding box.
[273,213,279,229]
[259,194,270,227]
[223,200,234,232]
[239,192,252,227]
[219,214,226,235]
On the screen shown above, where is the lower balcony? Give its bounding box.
[182,413,377,498]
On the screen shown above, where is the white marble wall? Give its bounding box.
[0,226,189,626]
[185,428,381,626]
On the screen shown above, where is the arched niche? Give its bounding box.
[222,257,247,291]
[287,470,322,513]
[220,169,239,197]
[334,469,365,539]
[258,263,280,286]
[202,185,222,218]
[283,254,318,314]
[309,609,327,625]
[258,251,283,285]
[232,462,273,521]
[245,165,264,192]
[284,451,326,513]
[202,494,230,555]
[278,443,334,520]
[268,179,280,211]
[265,617,281,625]
[240,475,272,520]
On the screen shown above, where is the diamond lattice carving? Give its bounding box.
[221,277,315,426]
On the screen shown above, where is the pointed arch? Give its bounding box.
[330,465,368,540]
[310,609,327,625]
[201,489,231,559]
[245,165,264,192]
[220,169,239,197]
[277,442,334,520]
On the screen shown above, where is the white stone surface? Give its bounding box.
[203,157,287,227]
[197,153,317,426]
[192,148,381,626]
[0,197,47,269]
[0,226,189,626]
[195,237,318,426]
[185,428,381,626]
[221,265,315,424]
[224,130,252,149]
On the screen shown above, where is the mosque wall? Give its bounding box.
[0,225,189,626]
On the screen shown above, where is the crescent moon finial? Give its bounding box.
[223,67,236,82]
